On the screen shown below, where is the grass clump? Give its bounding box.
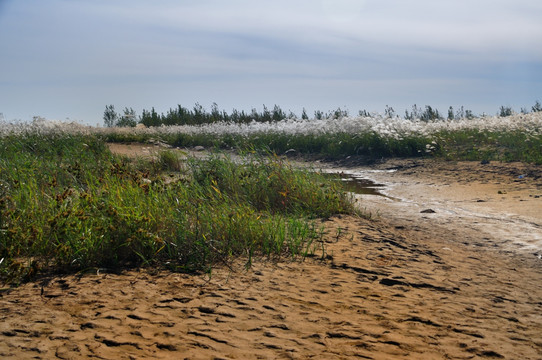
[0,131,355,284]
[188,153,354,218]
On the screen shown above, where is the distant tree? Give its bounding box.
[407,104,422,120]
[287,110,297,119]
[447,106,454,120]
[103,105,118,127]
[301,108,309,120]
[163,107,179,126]
[499,106,513,117]
[455,106,465,119]
[358,109,370,117]
[384,105,395,118]
[262,105,272,122]
[140,109,150,126]
[221,109,230,122]
[332,107,349,119]
[230,109,240,123]
[465,109,474,119]
[193,103,206,124]
[272,105,286,121]
[250,108,260,122]
[140,107,161,127]
[151,107,161,126]
[117,107,137,127]
[242,110,252,123]
[210,102,221,122]
[314,110,324,120]
[532,100,542,113]
[420,105,442,122]
[176,105,192,125]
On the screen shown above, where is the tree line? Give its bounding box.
[103,103,302,128]
[103,101,542,127]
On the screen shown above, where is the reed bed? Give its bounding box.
[92,112,542,164]
[1,111,540,282]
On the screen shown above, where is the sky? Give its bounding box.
[0,0,541,125]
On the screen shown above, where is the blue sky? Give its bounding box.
[1,0,541,125]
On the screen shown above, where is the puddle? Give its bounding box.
[325,172,387,197]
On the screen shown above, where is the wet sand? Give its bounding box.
[1,146,541,359]
[326,158,542,254]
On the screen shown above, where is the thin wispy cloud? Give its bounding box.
[0,0,540,123]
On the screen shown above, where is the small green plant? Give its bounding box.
[157,150,182,171]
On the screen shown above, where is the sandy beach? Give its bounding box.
[1,145,541,359]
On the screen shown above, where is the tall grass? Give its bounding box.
[95,112,542,164]
[99,129,435,160]
[0,130,356,284]
[433,129,542,163]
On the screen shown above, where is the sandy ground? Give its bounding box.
[322,158,542,254]
[1,144,541,359]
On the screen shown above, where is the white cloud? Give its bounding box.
[27,0,538,71]
[99,1,542,57]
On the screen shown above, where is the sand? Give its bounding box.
[1,145,541,359]
[324,158,542,253]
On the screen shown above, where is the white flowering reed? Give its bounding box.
[2,112,541,139]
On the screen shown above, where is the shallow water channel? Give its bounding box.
[324,167,542,256]
[325,172,387,197]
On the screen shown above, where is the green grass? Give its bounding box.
[99,125,541,164]
[0,131,356,284]
[433,129,542,164]
[100,131,435,160]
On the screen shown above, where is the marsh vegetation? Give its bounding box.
[1,102,541,283]
[0,129,355,283]
[98,102,542,164]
